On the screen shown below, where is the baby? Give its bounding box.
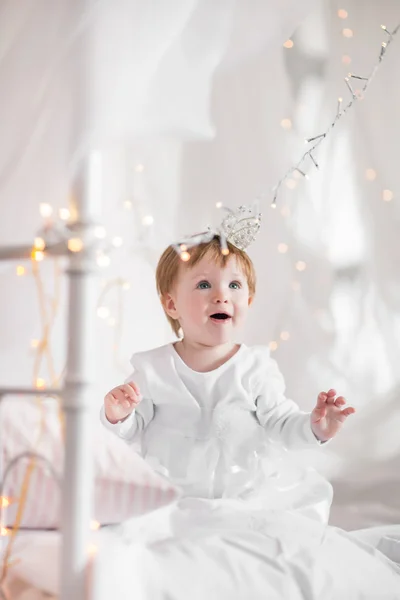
[101,235,355,497]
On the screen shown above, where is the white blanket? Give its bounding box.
[6,501,399,600]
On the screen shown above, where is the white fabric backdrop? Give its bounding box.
[0,0,399,529]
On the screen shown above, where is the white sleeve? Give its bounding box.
[99,369,154,444]
[255,356,326,449]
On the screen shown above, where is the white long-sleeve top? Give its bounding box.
[100,343,324,498]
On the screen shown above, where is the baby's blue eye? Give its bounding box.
[229,281,241,289]
[197,280,211,289]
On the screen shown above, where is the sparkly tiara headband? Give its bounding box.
[172,203,262,260]
[172,22,399,262]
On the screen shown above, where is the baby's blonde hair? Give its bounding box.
[156,236,257,337]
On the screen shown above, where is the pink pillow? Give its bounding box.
[0,397,180,528]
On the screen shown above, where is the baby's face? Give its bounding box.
[166,254,252,346]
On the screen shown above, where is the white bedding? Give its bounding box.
[4,502,400,600]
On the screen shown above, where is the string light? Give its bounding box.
[270,23,399,206]
[94,226,107,239]
[278,243,289,253]
[31,339,40,348]
[16,265,26,276]
[338,9,348,19]
[280,331,290,341]
[269,341,278,351]
[216,202,223,209]
[135,164,145,173]
[97,306,110,319]
[382,189,394,202]
[90,520,100,531]
[39,203,53,218]
[31,249,44,262]
[35,378,46,389]
[87,544,98,556]
[342,55,352,65]
[0,498,10,509]
[0,528,9,537]
[342,28,353,38]
[283,39,294,49]
[59,208,70,221]
[124,200,132,209]
[365,168,377,181]
[142,215,154,226]
[180,251,191,262]
[67,238,84,253]
[280,118,292,130]
[112,236,123,248]
[285,179,297,190]
[97,254,111,267]
[296,261,307,272]
[34,237,46,251]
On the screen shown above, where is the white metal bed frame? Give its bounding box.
[0,153,101,600]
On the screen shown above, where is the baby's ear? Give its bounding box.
[162,293,179,319]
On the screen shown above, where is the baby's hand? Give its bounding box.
[104,381,142,424]
[311,388,356,442]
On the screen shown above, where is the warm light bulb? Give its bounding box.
[112,236,123,248]
[90,520,100,531]
[87,544,98,556]
[31,339,40,348]
[280,331,290,341]
[365,168,377,181]
[278,243,288,254]
[35,378,46,389]
[97,307,110,319]
[221,248,230,256]
[180,244,188,252]
[342,55,352,65]
[39,203,53,218]
[135,164,145,172]
[296,261,307,272]
[124,200,132,209]
[68,238,84,253]
[280,118,292,130]
[1,527,9,536]
[142,215,154,226]
[216,202,223,209]
[34,237,46,251]
[94,226,106,239]
[1,497,10,508]
[16,265,26,276]
[382,189,394,202]
[59,208,70,221]
[285,179,297,190]
[181,251,190,262]
[338,9,348,19]
[31,249,44,262]
[342,28,353,38]
[283,39,294,49]
[97,254,111,267]
[269,341,278,351]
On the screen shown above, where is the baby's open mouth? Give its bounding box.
[210,313,231,321]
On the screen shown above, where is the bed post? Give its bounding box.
[60,151,102,600]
